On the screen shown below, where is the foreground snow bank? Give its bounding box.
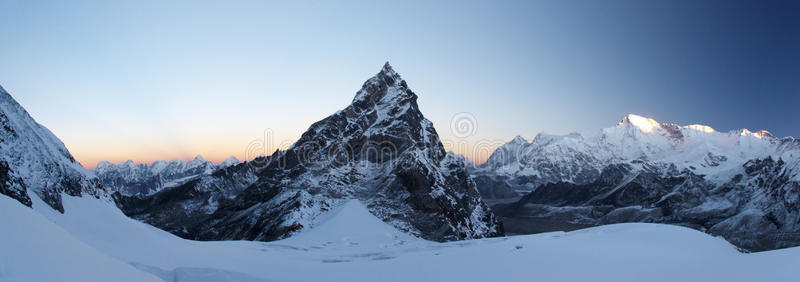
[2,194,799,282]
[0,196,161,282]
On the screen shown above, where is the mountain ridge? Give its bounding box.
[95,155,240,197]
[476,113,800,251]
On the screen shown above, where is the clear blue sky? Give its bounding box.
[1,0,797,167]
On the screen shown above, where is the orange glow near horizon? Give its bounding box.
[73,140,497,169]
[76,150,250,170]
[443,140,501,165]
[67,134,296,170]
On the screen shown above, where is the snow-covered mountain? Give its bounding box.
[95,155,239,197]
[0,85,104,212]
[113,156,263,238]
[116,63,502,242]
[474,133,604,198]
[475,114,798,198]
[479,114,800,251]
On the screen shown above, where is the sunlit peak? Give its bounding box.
[740,129,756,138]
[685,124,715,133]
[621,114,660,133]
[740,129,772,139]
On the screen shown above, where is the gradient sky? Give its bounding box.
[1,0,798,168]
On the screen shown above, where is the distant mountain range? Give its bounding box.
[96,155,239,197]
[475,114,800,251]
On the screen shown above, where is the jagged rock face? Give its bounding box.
[96,155,235,197]
[486,114,800,251]
[0,85,104,212]
[196,63,502,242]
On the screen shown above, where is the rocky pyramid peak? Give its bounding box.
[196,63,502,242]
[381,61,398,76]
[293,62,439,168]
[351,62,416,107]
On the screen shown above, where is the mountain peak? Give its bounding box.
[351,62,415,107]
[619,114,661,133]
[95,160,114,170]
[376,61,402,84]
[382,61,396,74]
[739,129,775,139]
[511,135,527,144]
[192,155,206,162]
[685,124,716,133]
[220,156,240,167]
[209,63,502,242]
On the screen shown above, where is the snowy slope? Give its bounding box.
[0,196,161,282]
[0,85,104,212]
[5,192,798,282]
[284,200,420,248]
